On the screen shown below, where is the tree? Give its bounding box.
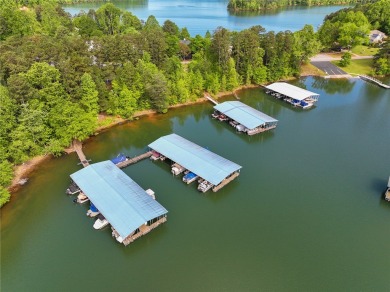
[79,73,99,114]
[96,3,122,35]
[211,27,231,71]
[0,161,13,187]
[339,52,352,67]
[0,186,11,207]
[163,20,179,36]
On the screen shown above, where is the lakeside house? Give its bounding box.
[369,30,386,44]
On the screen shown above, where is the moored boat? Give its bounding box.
[198,180,213,193]
[110,153,129,165]
[183,172,198,184]
[385,176,390,202]
[66,181,80,195]
[171,163,185,175]
[86,202,100,217]
[74,192,89,204]
[93,214,109,229]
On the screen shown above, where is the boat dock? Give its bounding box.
[359,75,390,89]
[73,140,90,168]
[148,133,242,193]
[212,101,278,135]
[116,151,153,168]
[70,161,168,246]
[204,93,219,105]
[264,82,319,109]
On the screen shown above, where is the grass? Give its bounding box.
[300,62,326,76]
[331,59,374,75]
[351,45,379,56]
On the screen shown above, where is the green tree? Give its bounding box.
[79,73,99,114]
[339,52,352,66]
[0,186,11,207]
[96,3,122,35]
[0,161,13,187]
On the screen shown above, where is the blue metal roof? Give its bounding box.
[214,101,278,130]
[148,134,242,186]
[265,82,319,101]
[70,161,168,239]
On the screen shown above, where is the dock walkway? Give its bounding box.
[73,140,90,168]
[204,93,219,105]
[212,171,240,192]
[117,151,153,169]
[359,75,390,89]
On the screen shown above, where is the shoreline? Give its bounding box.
[8,71,348,194]
[8,84,258,193]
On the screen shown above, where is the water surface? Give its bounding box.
[63,0,350,35]
[2,77,390,291]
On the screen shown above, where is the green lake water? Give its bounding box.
[1,77,390,291]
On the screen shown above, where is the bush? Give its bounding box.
[0,186,11,207]
[339,52,352,67]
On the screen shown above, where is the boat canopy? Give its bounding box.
[110,153,127,165]
[388,176,390,188]
[265,82,319,101]
[214,101,278,130]
[70,161,168,239]
[148,134,242,186]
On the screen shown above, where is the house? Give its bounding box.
[369,30,386,44]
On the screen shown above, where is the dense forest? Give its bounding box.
[0,1,389,206]
[227,0,374,11]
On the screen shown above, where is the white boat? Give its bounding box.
[171,163,185,175]
[146,189,156,200]
[93,215,109,229]
[74,192,89,204]
[198,180,213,193]
[236,124,246,132]
[385,176,390,202]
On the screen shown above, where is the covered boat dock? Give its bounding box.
[148,134,242,192]
[265,82,319,109]
[70,161,168,246]
[213,101,278,135]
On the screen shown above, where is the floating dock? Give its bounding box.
[264,82,319,109]
[148,133,242,192]
[116,151,153,168]
[212,101,278,135]
[359,75,390,89]
[73,140,90,167]
[70,161,168,246]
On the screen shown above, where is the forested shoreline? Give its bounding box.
[227,0,374,11]
[0,1,389,206]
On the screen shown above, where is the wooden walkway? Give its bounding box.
[122,217,167,246]
[359,75,390,89]
[212,171,240,192]
[73,140,90,168]
[204,93,219,105]
[116,151,153,169]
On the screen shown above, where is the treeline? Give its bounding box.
[318,0,389,73]
[0,2,322,205]
[227,0,374,11]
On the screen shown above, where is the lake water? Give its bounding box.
[2,77,390,291]
[63,0,351,35]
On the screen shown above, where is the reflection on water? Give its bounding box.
[311,76,356,94]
